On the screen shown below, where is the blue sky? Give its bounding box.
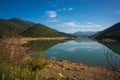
[0,0,120,33]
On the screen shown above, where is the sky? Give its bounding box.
[0,0,120,33]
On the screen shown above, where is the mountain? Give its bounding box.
[0,18,75,38]
[92,22,120,40]
[73,31,97,37]
[20,24,65,37]
[0,19,22,37]
[0,18,35,38]
[9,18,35,29]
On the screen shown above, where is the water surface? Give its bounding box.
[24,38,120,68]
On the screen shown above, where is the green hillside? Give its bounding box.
[0,19,22,37]
[9,18,35,29]
[0,18,75,38]
[93,22,120,40]
[0,18,35,38]
[20,24,65,37]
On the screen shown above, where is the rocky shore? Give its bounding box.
[1,38,120,80]
[43,60,120,80]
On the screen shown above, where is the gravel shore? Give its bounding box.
[43,60,120,80]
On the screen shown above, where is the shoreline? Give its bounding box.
[102,38,116,42]
[43,60,120,80]
[0,37,67,45]
[20,37,67,44]
[1,38,120,80]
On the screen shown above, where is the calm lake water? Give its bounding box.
[24,38,120,68]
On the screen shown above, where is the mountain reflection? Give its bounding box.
[22,38,120,69]
[99,41,120,55]
[22,40,63,57]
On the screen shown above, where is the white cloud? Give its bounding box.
[45,8,73,19]
[57,8,74,12]
[61,22,102,28]
[87,22,93,25]
[68,8,74,11]
[79,23,103,31]
[46,11,57,18]
[62,22,77,27]
[59,22,104,32]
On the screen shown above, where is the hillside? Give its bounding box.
[0,19,22,37]
[8,18,35,30]
[20,24,65,37]
[0,18,35,38]
[58,32,76,38]
[0,18,75,38]
[93,22,120,40]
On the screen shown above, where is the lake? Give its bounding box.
[24,38,120,69]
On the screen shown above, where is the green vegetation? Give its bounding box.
[0,63,39,80]
[0,18,35,38]
[93,22,120,40]
[58,32,76,38]
[0,18,68,79]
[0,18,75,38]
[0,38,57,80]
[20,24,64,37]
[0,55,52,80]
[9,18,35,28]
[0,19,21,38]
[29,57,49,71]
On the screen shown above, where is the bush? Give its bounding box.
[29,58,49,71]
[0,38,49,80]
[0,63,39,80]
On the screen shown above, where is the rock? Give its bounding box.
[58,73,65,78]
[43,60,119,80]
[66,76,77,80]
[81,68,85,70]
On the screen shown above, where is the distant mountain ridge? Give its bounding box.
[92,22,120,40]
[73,31,97,37]
[0,18,75,38]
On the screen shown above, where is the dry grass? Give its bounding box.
[0,38,50,80]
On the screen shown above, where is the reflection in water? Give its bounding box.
[44,38,108,66]
[100,41,120,54]
[24,38,120,69]
[105,51,120,72]
[23,40,63,57]
[99,41,120,71]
